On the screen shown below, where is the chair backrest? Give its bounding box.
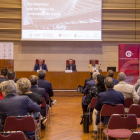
[100,104,125,117]
[108,114,137,130]
[89,60,99,64]
[129,132,140,140]
[36,59,45,64]
[4,116,35,132]
[41,97,46,108]
[0,132,26,140]
[124,98,133,108]
[128,104,140,117]
[90,97,98,109]
[66,60,75,65]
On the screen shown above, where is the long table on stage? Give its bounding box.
[15,71,119,90]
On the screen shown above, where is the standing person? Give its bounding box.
[38,70,57,105]
[66,59,77,71]
[34,59,48,71]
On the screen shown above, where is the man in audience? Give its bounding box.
[38,70,56,105]
[107,70,119,85]
[83,72,99,95]
[0,68,8,83]
[83,72,93,89]
[0,80,40,140]
[114,72,139,104]
[29,75,48,103]
[7,70,16,81]
[66,59,77,71]
[34,59,48,71]
[92,77,124,138]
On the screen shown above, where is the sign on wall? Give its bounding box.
[118,44,140,84]
[0,43,13,59]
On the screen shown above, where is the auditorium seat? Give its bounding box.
[66,60,75,65]
[36,59,45,64]
[89,60,99,64]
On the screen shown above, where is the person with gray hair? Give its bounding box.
[0,80,41,139]
[83,72,100,95]
[92,77,124,138]
[114,72,139,104]
[88,59,99,72]
[38,70,57,106]
[33,59,48,71]
[107,70,119,85]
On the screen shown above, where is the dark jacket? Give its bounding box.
[66,64,77,71]
[30,85,48,103]
[0,77,8,83]
[95,88,124,125]
[38,79,54,97]
[34,63,48,71]
[83,80,95,95]
[84,78,93,89]
[113,78,119,85]
[0,94,40,130]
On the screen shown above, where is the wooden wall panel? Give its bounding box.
[0,0,21,8]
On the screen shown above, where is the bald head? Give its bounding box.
[117,72,126,81]
[104,77,114,89]
[107,70,114,77]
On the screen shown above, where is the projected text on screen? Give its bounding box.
[22,0,102,41]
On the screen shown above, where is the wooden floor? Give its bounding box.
[41,92,128,140]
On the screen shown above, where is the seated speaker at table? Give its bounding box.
[34,59,48,71]
[66,59,77,71]
[88,59,99,72]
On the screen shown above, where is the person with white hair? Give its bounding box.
[34,59,48,71]
[83,72,100,95]
[114,72,139,104]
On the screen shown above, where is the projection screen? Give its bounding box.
[22,0,102,41]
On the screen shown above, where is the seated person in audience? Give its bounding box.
[92,77,124,138]
[83,72,99,95]
[135,79,140,92]
[66,59,77,71]
[107,70,119,85]
[38,70,56,105]
[0,68,8,83]
[29,75,48,103]
[0,81,7,100]
[0,80,40,140]
[81,74,106,124]
[17,78,43,105]
[114,72,139,104]
[83,72,93,89]
[88,59,99,72]
[34,59,48,71]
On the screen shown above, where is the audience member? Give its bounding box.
[38,70,56,105]
[107,70,119,85]
[83,72,93,89]
[17,78,43,105]
[0,68,8,83]
[66,59,77,71]
[92,77,124,138]
[0,80,40,140]
[83,72,99,95]
[0,81,7,100]
[34,59,48,71]
[7,70,16,81]
[114,72,139,103]
[135,79,140,92]
[29,75,48,103]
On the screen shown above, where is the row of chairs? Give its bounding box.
[89,97,140,140]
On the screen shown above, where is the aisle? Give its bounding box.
[41,92,90,140]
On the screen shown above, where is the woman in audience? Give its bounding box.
[0,81,7,100]
[17,78,42,105]
[81,74,106,124]
[135,79,140,92]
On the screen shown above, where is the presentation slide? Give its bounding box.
[22,0,102,41]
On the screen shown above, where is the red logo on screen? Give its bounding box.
[59,34,62,37]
